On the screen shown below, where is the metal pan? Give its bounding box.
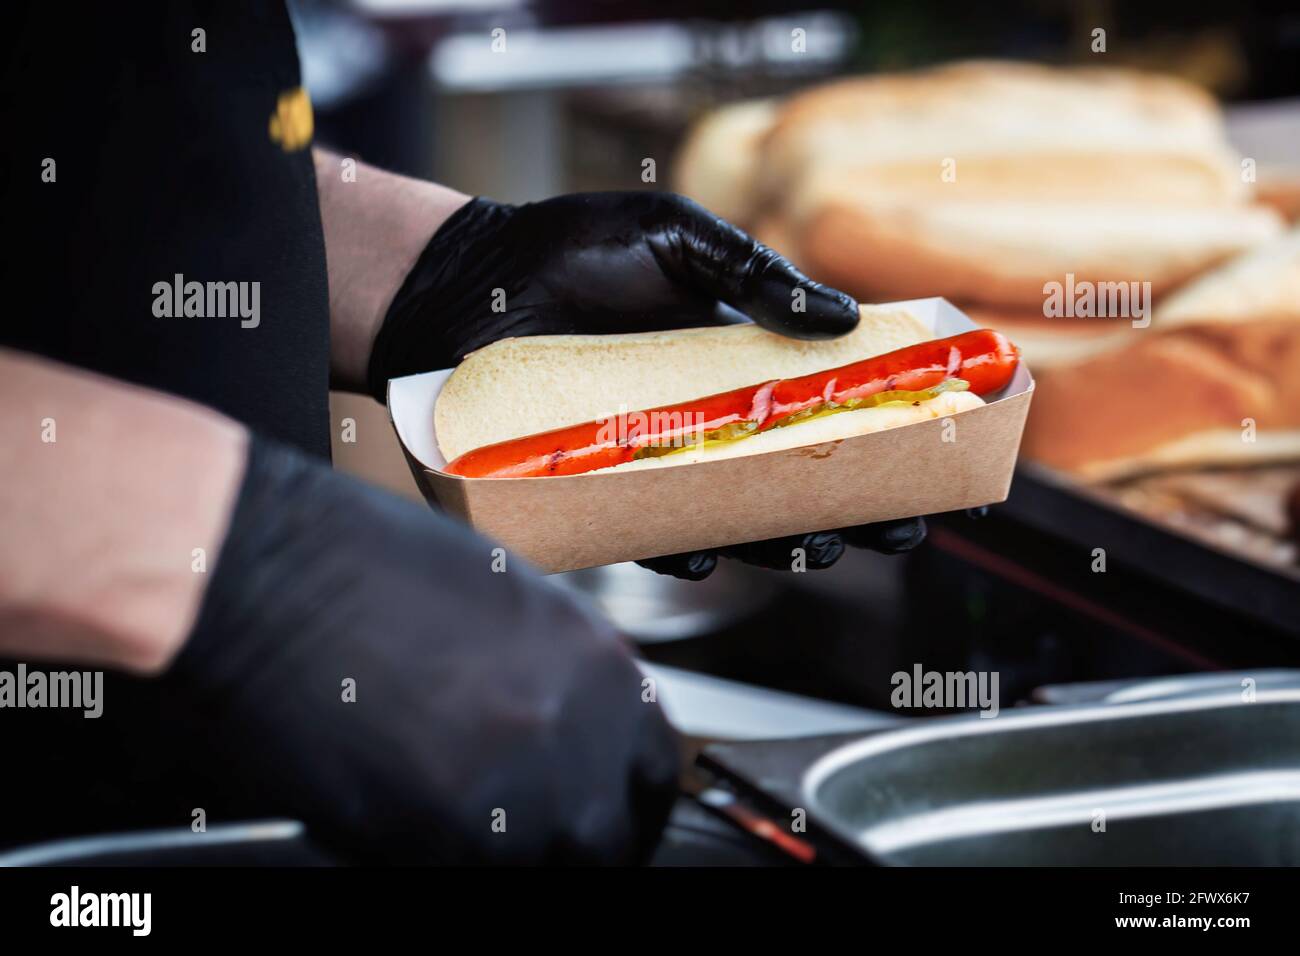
[701,686,1300,865]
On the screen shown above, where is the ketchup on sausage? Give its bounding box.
[445,329,1019,479]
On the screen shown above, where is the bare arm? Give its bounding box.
[313,148,470,392]
[0,349,248,674]
[1,157,466,669]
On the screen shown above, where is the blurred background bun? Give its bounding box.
[673,57,1298,570]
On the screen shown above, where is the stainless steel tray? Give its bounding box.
[799,689,1300,865]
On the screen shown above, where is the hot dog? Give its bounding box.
[445,329,1019,479]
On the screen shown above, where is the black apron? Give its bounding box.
[0,1,332,848]
[1,0,331,457]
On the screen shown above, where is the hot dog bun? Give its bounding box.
[759,61,1242,208]
[1023,335,1261,479]
[1154,226,1300,328]
[797,198,1281,310]
[673,98,778,228]
[1019,228,1300,480]
[1022,326,1300,480]
[435,305,933,463]
[675,61,1283,312]
[927,231,1299,373]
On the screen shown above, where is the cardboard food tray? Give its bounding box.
[388,298,1034,573]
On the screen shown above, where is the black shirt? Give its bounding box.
[1,0,331,458]
[0,1,334,848]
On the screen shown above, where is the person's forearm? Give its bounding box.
[0,349,248,673]
[313,148,470,391]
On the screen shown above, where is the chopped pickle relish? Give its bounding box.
[632,378,969,460]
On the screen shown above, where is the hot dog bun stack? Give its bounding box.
[673,60,1285,373]
[1022,228,1300,480]
[773,65,1277,318]
[1256,170,1300,223]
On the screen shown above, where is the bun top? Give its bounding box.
[1155,227,1300,328]
[760,60,1234,200]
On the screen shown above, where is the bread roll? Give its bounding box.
[1255,166,1300,223]
[750,213,802,263]
[1021,227,1300,479]
[1021,330,1300,480]
[673,98,779,228]
[1180,320,1300,424]
[1150,230,1300,430]
[799,197,1281,309]
[1154,226,1300,328]
[788,155,1249,213]
[693,60,1282,310]
[760,61,1245,208]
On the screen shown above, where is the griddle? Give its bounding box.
[924,464,1300,669]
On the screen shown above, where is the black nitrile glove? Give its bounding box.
[366,192,859,399]
[638,508,998,580]
[167,436,680,864]
[636,518,930,582]
[638,507,1001,581]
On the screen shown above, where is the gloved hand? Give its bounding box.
[164,436,680,864]
[366,192,859,399]
[638,508,992,580]
[636,519,929,581]
[368,191,929,582]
